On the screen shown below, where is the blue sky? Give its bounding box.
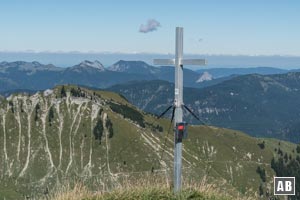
[1,0,300,56]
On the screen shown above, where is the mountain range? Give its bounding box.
[196,67,291,79]
[0,85,297,199]
[108,72,300,143]
[0,60,296,95]
[1,60,300,142]
[0,60,202,92]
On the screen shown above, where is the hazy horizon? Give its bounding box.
[1,51,300,69]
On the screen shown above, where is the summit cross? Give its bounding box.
[153,27,206,192]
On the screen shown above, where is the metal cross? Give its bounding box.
[153,27,206,192]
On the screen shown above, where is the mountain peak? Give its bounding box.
[0,61,61,72]
[31,61,42,66]
[196,71,213,83]
[78,60,105,71]
[107,60,159,75]
[115,60,149,65]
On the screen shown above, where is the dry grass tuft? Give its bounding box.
[46,175,255,200]
[47,182,93,200]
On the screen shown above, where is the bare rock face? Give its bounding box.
[75,60,106,71]
[196,71,213,83]
[0,86,175,198]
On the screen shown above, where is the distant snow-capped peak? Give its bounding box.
[196,71,213,83]
[78,60,105,71]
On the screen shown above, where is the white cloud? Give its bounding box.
[139,19,161,33]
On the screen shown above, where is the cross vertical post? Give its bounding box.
[174,27,183,192]
[153,27,206,193]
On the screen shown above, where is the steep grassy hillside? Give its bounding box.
[0,85,297,199]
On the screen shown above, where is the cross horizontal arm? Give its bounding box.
[153,59,206,66]
[181,59,206,65]
[153,59,175,66]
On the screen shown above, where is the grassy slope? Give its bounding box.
[0,85,297,199]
